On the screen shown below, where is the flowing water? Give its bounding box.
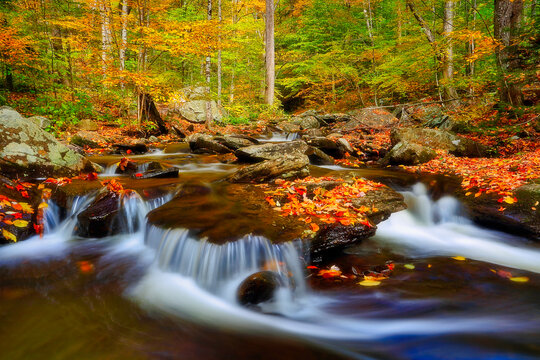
[1,144,539,360]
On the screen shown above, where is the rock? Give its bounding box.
[28,116,51,129]
[78,119,99,131]
[462,184,540,239]
[113,143,149,155]
[115,159,137,175]
[340,108,399,131]
[305,146,335,165]
[304,136,347,159]
[390,128,486,157]
[336,137,355,155]
[0,175,39,244]
[279,122,301,133]
[148,136,159,143]
[187,133,231,154]
[351,185,408,224]
[291,115,320,130]
[76,191,122,238]
[171,125,187,139]
[227,154,310,183]
[176,100,223,123]
[71,130,108,148]
[237,271,281,306]
[0,107,90,178]
[214,135,259,151]
[382,141,437,165]
[302,128,325,137]
[133,168,179,179]
[318,113,352,124]
[235,141,308,163]
[310,223,377,261]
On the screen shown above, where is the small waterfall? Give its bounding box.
[144,226,307,302]
[102,162,150,176]
[374,183,540,273]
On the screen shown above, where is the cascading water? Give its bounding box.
[260,132,300,142]
[374,183,540,273]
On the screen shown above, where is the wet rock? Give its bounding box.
[71,131,108,148]
[305,146,335,165]
[310,223,377,261]
[171,125,187,139]
[235,141,308,163]
[175,100,224,123]
[0,175,40,244]
[113,143,149,155]
[76,191,122,238]
[227,154,310,183]
[78,119,99,131]
[237,271,281,306]
[318,113,352,124]
[463,183,540,239]
[302,128,325,137]
[0,107,90,178]
[187,133,231,154]
[214,135,259,151]
[133,168,179,179]
[148,136,159,143]
[115,160,137,175]
[351,185,407,224]
[391,128,486,157]
[381,141,437,165]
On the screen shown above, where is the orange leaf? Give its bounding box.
[310,223,320,232]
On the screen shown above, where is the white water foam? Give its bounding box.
[374,183,540,273]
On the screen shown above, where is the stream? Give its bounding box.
[0,140,539,360]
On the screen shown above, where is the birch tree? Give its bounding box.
[265,0,275,105]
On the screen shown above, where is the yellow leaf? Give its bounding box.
[404,264,415,270]
[13,220,29,228]
[509,276,529,283]
[19,202,34,214]
[2,229,17,242]
[358,280,381,287]
[503,196,516,204]
[38,202,48,209]
[452,256,466,261]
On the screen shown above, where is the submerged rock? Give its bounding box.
[71,130,108,149]
[0,107,91,178]
[310,223,377,261]
[237,271,281,306]
[133,168,179,179]
[113,143,149,155]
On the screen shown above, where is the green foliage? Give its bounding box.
[0,93,6,106]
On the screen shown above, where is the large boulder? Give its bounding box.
[305,146,335,165]
[235,141,309,162]
[291,115,320,130]
[390,128,486,157]
[227,154,310,183]
[76,191,121,238]
[304,136,352,159]
[382,141,437,165]
[237,271,281,306]
[0,107,91,178]
[176,100,223,123]
[310,223,377,260]
[28,115,51,129]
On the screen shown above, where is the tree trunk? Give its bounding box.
[99,0,112,77]
[138,93,168,135]
[442,0,458,101]
[5,66,14,91]
[265,0,275,105]
[494,0,524,105]
[217,0,222,107]
[120,0,128,72]
[205,0,213,128]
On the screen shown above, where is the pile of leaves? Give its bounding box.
[260,176,383,232]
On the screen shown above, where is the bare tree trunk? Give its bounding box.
[205,0,213,128]
[99,0,112,77]
[137,0,148,126]
[120,0,128,72]
[466,0,477,95]
[229,0,238,104]
[217,0,222,107]
[442,0,458,100]
[265,0,275,105]
[494,0,524,105]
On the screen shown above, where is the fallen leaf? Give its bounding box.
[2,229,17,242]
[404,264,415,270]
[358,280,381,287]
[12,220,29,228]
[509,276,529,283]
[452,256,466,261]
